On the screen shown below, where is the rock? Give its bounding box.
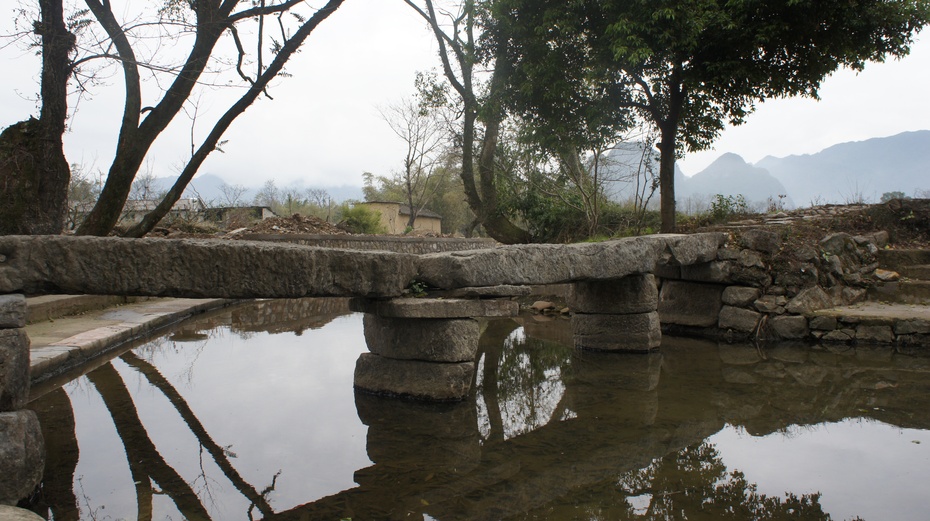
[434,285,532,298]
[0,330,29,412]
[722,286,761,307]
[822,329,854,343]
[0,236,418,298]
[738,229,782,254]
[681,261,733,283]
[531,301,556,312]
[753,295,786,314]
[571,312,661,351]
[0,411,44,504]
[569,274,657,314]
[770,315,809,340]
[363,315,479,363]
[354,353,474,401]
[0,295,25,329]
[738,250,766,269]
[658,281,724,327]
[718,306,761,333]
[820,233,854,256]
[809,315,838,331]
[874,269,900,282]
[785,287,833,314]
[856,325,895,344]
[352,298,519,318]
[895,319,930,335]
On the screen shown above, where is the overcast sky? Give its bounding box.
[2,1,929,192]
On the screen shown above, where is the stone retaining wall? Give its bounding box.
[657,228,896,344]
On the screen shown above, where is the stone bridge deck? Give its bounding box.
[0,233,725,298]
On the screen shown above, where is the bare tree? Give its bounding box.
[218,182,248,207]
[380,92,447,230]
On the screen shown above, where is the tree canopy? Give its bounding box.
[493,0,930,231]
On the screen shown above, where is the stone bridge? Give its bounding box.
[0,232,725,504]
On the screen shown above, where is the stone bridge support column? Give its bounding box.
[0,294,45,504]
[351,298,519,401]
[569,274,661,352]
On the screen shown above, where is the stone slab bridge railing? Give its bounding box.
[0,232,723,503]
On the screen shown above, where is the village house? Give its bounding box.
[359,201,442,235]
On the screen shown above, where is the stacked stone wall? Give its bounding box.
[236,234,497,254]
[658,228,893,344]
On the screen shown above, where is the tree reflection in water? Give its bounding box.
[24,299,930,519]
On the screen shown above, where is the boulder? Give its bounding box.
[363,315,479,362]
[0,295,25,329]
[738,229,782,254]
[770,315,809,340]
[718,306,761,334]
[0,411,44,504]
[785,287,833,314]
[722,286,761,307]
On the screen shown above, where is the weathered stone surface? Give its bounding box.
[718,306,761,333]
[0,410,44,504]
[363,315,479,362]
[738,249,765,269]
[785,287,833,314]
[657,281,723,327]
[822,329,855,343]
[0,506,45,520]
[418,233,725,289]
[809,315,838,331]
[722,286,761,307]
[873,269,900,282]
[354,353,474,401]
[680,261,732,283]
[352,298,518,318]
[738,229,782,254]
[770,316,809,340]
[0,295,25,329]
[433,285,532,298]
[895,319,930,335]
[820,233,854,256]
[856,325,895,344]
[753,295,787,314]
[570,274,658,314]
[0,329,29,412]
[0,235,418,298]
[571,312,661,351]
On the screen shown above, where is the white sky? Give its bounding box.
[2,1,929,189]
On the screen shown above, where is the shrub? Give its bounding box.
[339,205,386,234]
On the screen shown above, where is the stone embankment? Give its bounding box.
[659,200,930,346]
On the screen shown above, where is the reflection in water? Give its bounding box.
[22,298,930,520]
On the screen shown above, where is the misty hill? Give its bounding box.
[148,173,363,205]
[601,143,791,211]
[756,130,930,205]
[682,153,795,209]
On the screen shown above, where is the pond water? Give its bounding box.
[23,298,930,520]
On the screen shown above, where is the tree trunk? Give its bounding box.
[0,0,74,235]
[122,0,346,237]
[658,124,677,233]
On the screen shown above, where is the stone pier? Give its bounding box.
[569,274,661,351]
[0,294,44,504]
[351,298,519,401]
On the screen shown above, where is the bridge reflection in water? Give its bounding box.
[24,299,930,520]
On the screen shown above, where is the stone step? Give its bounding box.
[877,249,930,273]
[868,280,930,305]
[899,264,930,280]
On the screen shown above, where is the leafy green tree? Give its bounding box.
[339,204,386,234]
[493,0,930,232]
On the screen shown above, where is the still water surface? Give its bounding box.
[24,298,930,520]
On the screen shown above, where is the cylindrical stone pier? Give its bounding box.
[0,294,45,504]
[351,298,519,401]
[569,274,661,352]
